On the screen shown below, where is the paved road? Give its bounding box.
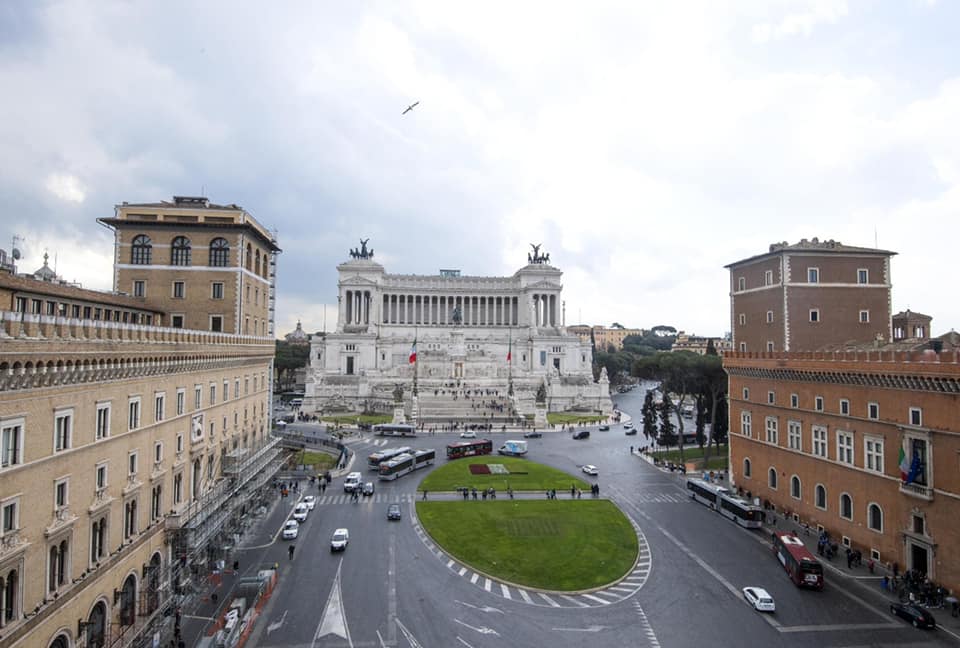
[243,385,956,647]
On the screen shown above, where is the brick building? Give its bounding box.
[725,348,960,592]
[0,199,281,648]
[568,325,646,351]
[726,238,895,353]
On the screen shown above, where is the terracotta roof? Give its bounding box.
[0,272,163,313]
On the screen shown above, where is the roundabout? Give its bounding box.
[413,455,650,602]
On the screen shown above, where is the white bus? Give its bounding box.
[718,492,763,528]
[413,448,436,470]
[367,446,413,470]
[686,478,730,510]
[378,453,415,480]
[373,423,417,437]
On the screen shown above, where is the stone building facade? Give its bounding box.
[0,200,280,648]
[305,250,612,421]
[724,348,960,593]
[726,238,895,353]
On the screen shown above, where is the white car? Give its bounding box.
[742,586,775,612]
[460,430,477,438]
[281,520,299,540]
[303,495,316,510]
[582,465,599,476]
[292,503,309,522]
[331,528,350,552]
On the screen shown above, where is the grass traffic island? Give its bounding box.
[415,456,638,591]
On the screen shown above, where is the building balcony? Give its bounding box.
[900,481,933,501]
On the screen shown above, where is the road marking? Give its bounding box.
[582,593,611,604]
[560,595,588,607]
[778,623,899,633]
[633,601,662,648]
[538,593,560,607]
[609,586,634,593]
[312,558,353,647]
[518,589,533,604]
[387,532,397,645]
[455,600,503,614]
[266,610,287,634]
[551,625,607,632]
[454,619,500,636]
[395,618,425,648]
[469,572,479,584]
[446,559,454,568]
[500,584,511,599]
[455,638,476,647]
[484,578,492,592]
[458,567,467,576]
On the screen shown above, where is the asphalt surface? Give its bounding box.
[233,387,956,648]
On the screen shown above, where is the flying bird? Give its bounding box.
[402,101,419,115]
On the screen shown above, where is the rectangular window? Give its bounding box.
[788,421,802,451]
[737,277,745,291]
[909,407,922,426]
[839,399,850,416]
[133,280,145,297]
[868,402,879,420]
[2,419,24,468]
[815,396,824,412]
[765,417,778,444]
[55,479,68,508]
[857,268,868,284]
[173,473,183,504]
[790,394,798,408]
[176,433,183,454]
[741,411,752,437]
[764,270,773,285]
[1,499,17,533]
[865,437,884,473]
[96,464,107,489]
[154,441,163,464]
[210,384,217,405]
[767,391,775,405]
[46,300,56,315]
[14,296,27,312]
[194,385,202,409]
[812,426,828,458]
[234,380,240,400]
[173,281,185,299]
[738,313,745,326]
[151,485,162,521]
[54,409,73,452]
[32,298,42,314]
[210,315,223,332]
[808,267,819,283]
[837,431,854,465]
[766,310,773,323]
[128,398,141,430]
[211,282,224,299]
[155,393,165,422]
[176,389,185,416]
[809,309,820,322]
[859,310,869,323]
[172,314,184,328]
[128,452,138,476]
[224,380,230,401]
[742,388,749,400]
[739,342,746,352]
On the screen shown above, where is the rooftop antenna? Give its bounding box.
[874,225,878,248]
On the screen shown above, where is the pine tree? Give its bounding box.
[658,393,677,447]
[641,391,658,440]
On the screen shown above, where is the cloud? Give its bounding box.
[45,173,87,203]
[753,0,850,43]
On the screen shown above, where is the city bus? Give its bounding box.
[367,446,413,470]
[686,478,730,510]
[717,492,763,528]
[372,423,417,437]
[445,439,493,460]
[772,532,824,590]
[378,449,436,480]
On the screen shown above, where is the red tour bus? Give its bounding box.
[445,439,493,460]
[772,532,824,589]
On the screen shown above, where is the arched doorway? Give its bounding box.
[86,601,107,648]
[119,574,136,626]
[144,553,161,613]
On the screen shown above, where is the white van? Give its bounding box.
[343,472,362,492]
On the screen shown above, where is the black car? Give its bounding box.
[890,603,936,629]
[523,431,543,438]
[625,428,638,436]
[387,504,402,521]
[573,430,590,440]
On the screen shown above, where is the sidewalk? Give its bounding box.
[635,451,960,637]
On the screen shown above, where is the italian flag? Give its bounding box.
[898,442,910,482]
[408,339,417,364]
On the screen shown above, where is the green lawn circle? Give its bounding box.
[416,457,639,592]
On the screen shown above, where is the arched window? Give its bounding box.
[840,493,853,520]
[255,250,261,276]
[815,484,826,509]
[868,503,883,532]
[768,467,777,489]
[120,574,136,626]
[49,634,70,648]
[131,235,152,265]
[2,568,18,626]
[262,252,269,277]
[245,243,252,271]
[144,552,162,613]
[743,457,751,478]
[209,238,230,267]
[790,475,801,499]
[87,601,107,648]
[171,236,191,266]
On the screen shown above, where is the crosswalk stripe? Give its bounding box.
[560,595,588,607]
[519,589,533,604]
[501,584,511,599]
[470,573,479,585]
[484,578,492,592]
[582,594,609,604]
[458,567,467,576]
[610,586,634,593]
[539,593,560,607]
[447,559,454,568]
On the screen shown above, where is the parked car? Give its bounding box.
[282,520,299,540]
[387,504,402,520]
[302,495,316,510]
[362,482,375,496]
[742,587,775,612]
[292,503,309,522]
[573,430,590,440]
[582,464,599,476]
[331,528,350,552]
[460,430,477,439]
[889,602,936,629]
[523,431,543,438]
[598,425,610,431]
[625,428,638,436]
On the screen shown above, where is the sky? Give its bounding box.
[2,0,959,339]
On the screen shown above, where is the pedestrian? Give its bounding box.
[422,490,428,500]
[482,489,487,500]
[571,485,576,498]
[288,545,295,560]
[577,489,582,499]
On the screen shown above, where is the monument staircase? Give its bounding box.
[415,390,518,426]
